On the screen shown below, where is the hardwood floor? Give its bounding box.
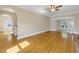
[0,31,76,53]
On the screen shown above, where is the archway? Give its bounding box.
[0,8,18,40]
[0,15,13,34]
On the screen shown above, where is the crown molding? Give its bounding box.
[50,11,79,18]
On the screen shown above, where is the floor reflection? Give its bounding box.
[0,31,76,53]
[62,32,68,38]
[61,31,74,40]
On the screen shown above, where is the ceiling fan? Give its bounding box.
[46,5,62,12]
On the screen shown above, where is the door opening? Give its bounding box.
[0,14,17,41]
[56,19,74,38]
[0,15,13,35]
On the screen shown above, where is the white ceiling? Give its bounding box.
[0,5,79,17]
[16,5,79,17]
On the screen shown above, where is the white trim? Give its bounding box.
[50,12,79,18]
[17,30,49,40]
[50,16,75,32]
[49,29,79,34]
[49,29,57,31]
[72,32,79,34]
[52,16,75,20]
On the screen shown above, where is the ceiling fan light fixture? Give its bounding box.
[51,9,56,11]
[48,5,62,12]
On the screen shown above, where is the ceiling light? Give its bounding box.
[51,9,56,12]
[47,5,62,12]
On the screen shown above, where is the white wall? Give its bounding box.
[9,6,49,39]
[74,14,79,34]
[49,19,57,31]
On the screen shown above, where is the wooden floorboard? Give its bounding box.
[0,31,76,53]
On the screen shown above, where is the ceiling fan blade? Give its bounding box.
[49,5,55,9]
[45,5,62,12]
[55,8,59,11]
[56,5,62,8]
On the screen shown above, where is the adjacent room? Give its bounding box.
[0,5,79,53]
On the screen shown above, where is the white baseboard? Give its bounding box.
[17,29,79,40]
[17,30,49,40]
[50,29,79,34]
[72,32,79,34]
[49,29,57,31]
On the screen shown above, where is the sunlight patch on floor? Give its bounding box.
[19,41,30,48]
[6,45,20,53]
[4,32,10,35]
[3,31,13,35]
[6,41,30,53]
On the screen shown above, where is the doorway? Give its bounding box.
[0,15,13,34]
[0,14,17,47]
[51,17,74,38]
[57,19,74,38]
[0,8,18,52]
